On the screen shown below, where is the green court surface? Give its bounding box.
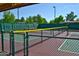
[58,39,79,54]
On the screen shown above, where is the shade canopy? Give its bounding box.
[0,3,37,12]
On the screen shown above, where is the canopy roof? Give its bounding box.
[0,3,37,12]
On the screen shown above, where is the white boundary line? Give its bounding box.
[58,48,79,54]
[58,39,79,54]
[58,39,67,50]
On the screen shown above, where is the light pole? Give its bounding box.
[50,6,56,35]
[53,6,56,19]
[17,8,19,19]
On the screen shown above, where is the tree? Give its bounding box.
[20,17,25,22]
[49,15,64,24]
[26,18,29,23]
[32,16,38,23]
[76,18,79,21]
[26,14,48,24]
[49,20,54,24]
[37,14,42,24]
[26,16,34,23]
[58,15,64,23]
[66,11,77,21]
[41,18,48,24]
[36,14,48,24]
[14,19,21,23]
[0,19,3,23]
[3,10,15,23]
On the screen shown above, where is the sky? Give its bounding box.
[0,3,79,22]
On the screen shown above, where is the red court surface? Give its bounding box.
[0,38,79,56]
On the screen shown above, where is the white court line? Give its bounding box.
[58,48,79,54]
[58,39,68,50]
[58,39,79,54]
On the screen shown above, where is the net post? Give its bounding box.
[52,30,54,37]
[66,27,69,36]
[50,30,52,34]
[41,30,43,42]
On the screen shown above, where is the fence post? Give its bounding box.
[23,33,26,56]
[0,23,4,52]
[23,32,29,56]
[10,31,15,56]
[1,30,4,52]
[26,32,29,56]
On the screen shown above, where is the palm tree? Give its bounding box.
[66,11,77,21]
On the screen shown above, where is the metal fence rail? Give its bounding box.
[0,23,79,56]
